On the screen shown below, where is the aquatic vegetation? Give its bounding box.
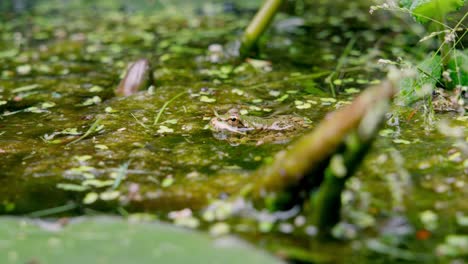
[371,0,467,110]
[239,0,284,57]
[0,0,466,263]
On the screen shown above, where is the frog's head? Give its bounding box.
[209,108,250,134]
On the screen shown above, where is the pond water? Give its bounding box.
[0,0,467,263]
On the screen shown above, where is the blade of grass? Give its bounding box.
[131,113,149,129]
[28,202,77,218]
[112,160,130,189]
[153,91,186,125]
[325,37,356,97]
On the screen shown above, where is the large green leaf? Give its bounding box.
[400,0,465,24]
[0,217,285,264]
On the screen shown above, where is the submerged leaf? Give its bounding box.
[0,217,284,263]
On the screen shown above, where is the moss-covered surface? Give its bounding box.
[0,0,466,262]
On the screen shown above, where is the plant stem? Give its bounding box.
[325,37,356,97]
[311,98,389,234]
[244,80,396,210]
[239,0,284,58]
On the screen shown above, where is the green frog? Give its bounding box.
[432,88,467,112]
[209,108,310,145]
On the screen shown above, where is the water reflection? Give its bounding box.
[0,0,35,13]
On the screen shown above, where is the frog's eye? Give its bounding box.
[227,116,239,126]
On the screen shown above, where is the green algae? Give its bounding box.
[0,0,467,263]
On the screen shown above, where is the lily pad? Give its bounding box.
[0,217,284,264]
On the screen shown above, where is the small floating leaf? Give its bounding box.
[100,191,120,201]
[296,103,312,109]
[56,183,88,192]
[231,88,244,96]
[74,155,92,162]
[157,125,174,134]
[456,212,468,227]
[24,107,42,113]
[105,107,117,113]
[160,53,171,62]
[174,216,200,229]
[83,192,99,204]
[269,90,280,97]
[210,222,230,236]
[61,128,81,135]
[420,210,438,231]
[240,109,249,115]
[320,98,337,103]
[379,129,395,137]
[16,64,32,75]
[259,221,274,233]
[82,179,114,188]
[448,152,461,162]
[249,106,261,111]
[436,235,468,257]
[162,176,174,188]
[41,102,56,109]
[11,84,40,93]
[345,88,360,94]
[90,85,104,92]
[200,96,216,103]
[80,96,102,106]
[333,79,343,85]
[393,139,411,144]
[69,166,94,173]
[276,94,289,102]
[95,144,109,150]
[162,119,178,124]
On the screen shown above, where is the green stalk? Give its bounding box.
[311,100,388,235]
[239,0,284,58]
[325,37,356,97]
[244,81,396,210]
